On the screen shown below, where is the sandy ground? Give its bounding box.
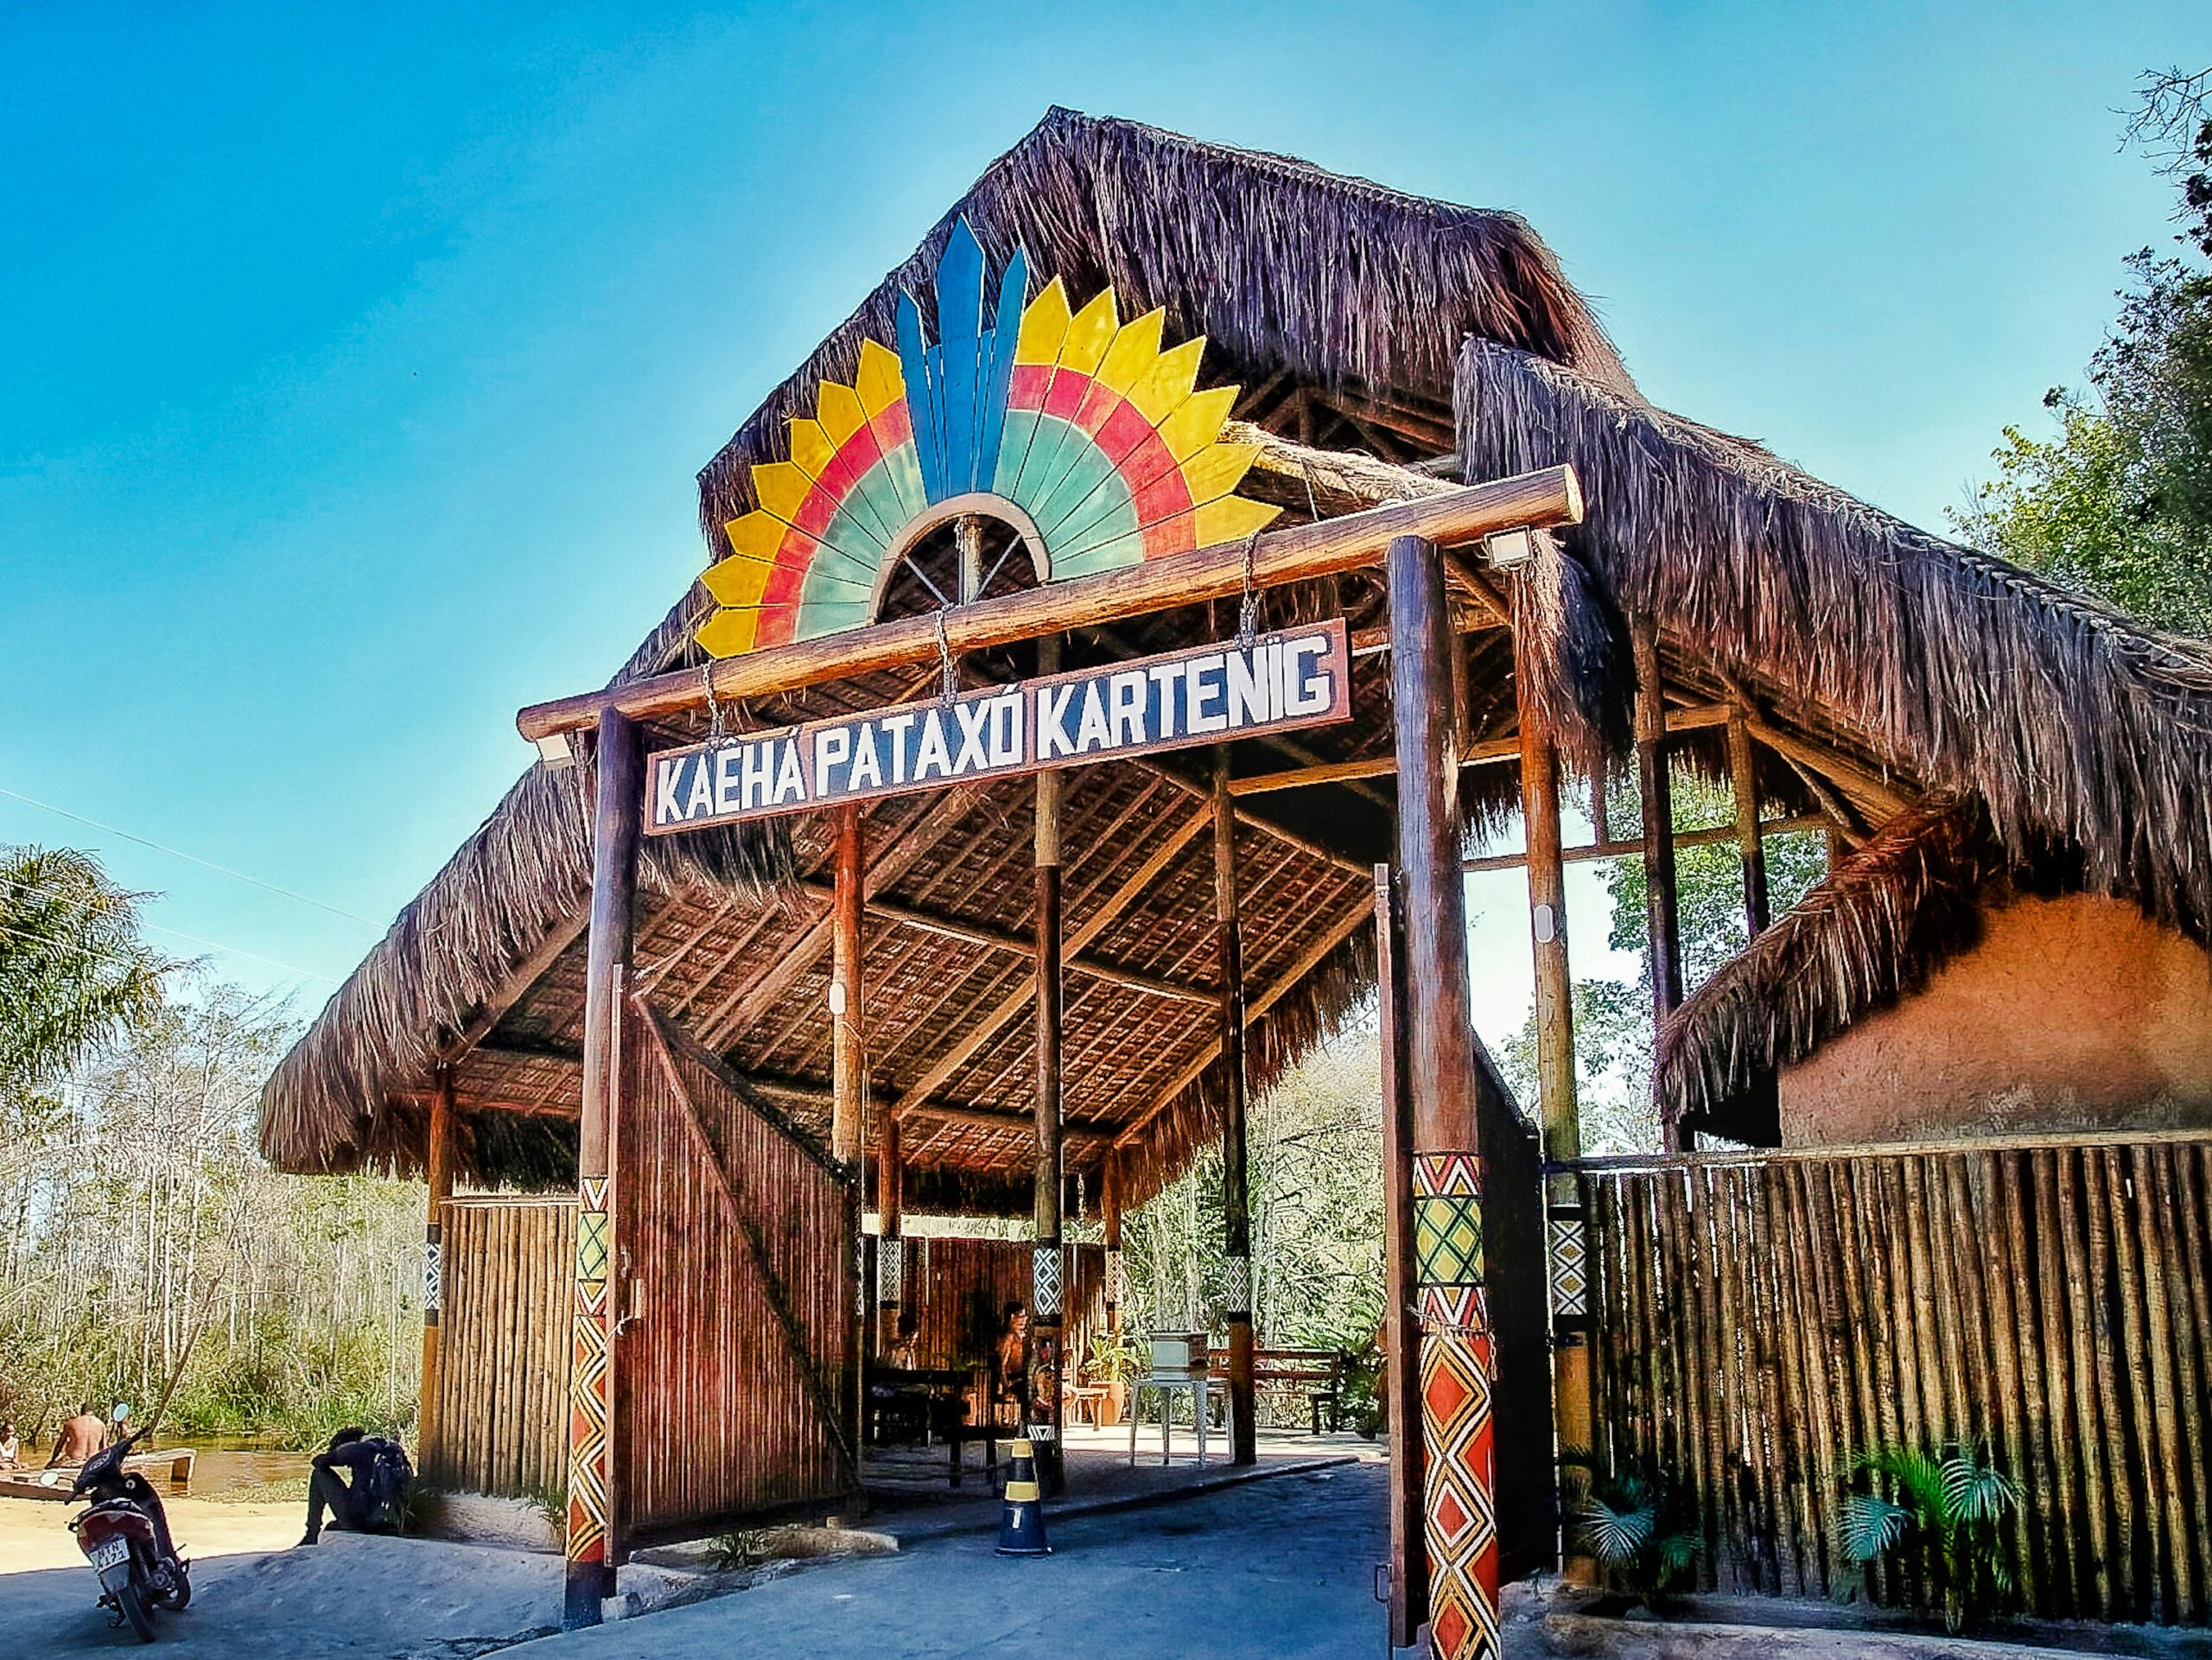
[0,1490,302,1576]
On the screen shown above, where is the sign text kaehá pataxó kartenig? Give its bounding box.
[645,619,1352,832]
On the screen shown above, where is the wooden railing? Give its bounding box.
[1576,1133,2212,1625]
[426,1196,575,1499]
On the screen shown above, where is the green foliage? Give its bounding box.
[707,1528,775,1570]
[1084,1328,1146,1385]
[1,958,423,1453]
[1837,1441,2018,1633]
[1116,1027,1385,1417]
[0,844,167,1101]
[1560,1449,1700,1609]
[1497,771,1828,1152]
[1952,69,2212,639]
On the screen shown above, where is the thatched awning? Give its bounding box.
[1461,340,2212,1127]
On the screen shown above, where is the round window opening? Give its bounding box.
[871,497,1048,625]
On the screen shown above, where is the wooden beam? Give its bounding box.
[419,1071,455,1479]
[1633,620,1686,1040]
[1461,815,1828,874]
[891,801,1212,1119]
[1031,671,1067,1493]
[435,909,589,1066]
[700,785,985,1049]
[830,805,864,1167]
[1114,895,1373,1150]
[1216,749,1257,1466]
[566,705,641,1627]
[517,467,1584,745]
[787,881,1212,1004]
[1227,703,1735,799]
[1731,712,1770,937]
[1518,724,1580,1170]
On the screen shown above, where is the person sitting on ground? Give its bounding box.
[0,1421,21,1469]
[992,1301,1030,1428]
[301,1426,414,1545]
[47,1403,105,1467]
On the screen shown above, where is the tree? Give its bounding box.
[1952,67,2212,639]
[1497,771,1827,1153]
[0,845,168,1102]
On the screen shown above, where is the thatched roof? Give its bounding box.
[1462,340,2212,1128]
[262,108,1622,1199]
[263,105,2212,1198]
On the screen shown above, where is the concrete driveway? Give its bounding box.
[513,1461,1397,1660]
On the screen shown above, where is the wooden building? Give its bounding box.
[261,109,2212,1648]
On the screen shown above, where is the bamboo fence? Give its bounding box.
[1578,1133,2212,1624]
[425,1196,575,1499]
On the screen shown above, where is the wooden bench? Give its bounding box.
[1209,1348,1347,1434]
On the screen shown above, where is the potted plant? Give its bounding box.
[1084,1331,1147,1428]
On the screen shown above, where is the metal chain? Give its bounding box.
[701,662,729,749]
[935,608,958,704]
[1237,530,1262,648]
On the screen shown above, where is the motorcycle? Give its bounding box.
[47,1428,191,1643]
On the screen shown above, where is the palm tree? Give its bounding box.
[0,845,168,1098]
[1839,1442,2018,1632]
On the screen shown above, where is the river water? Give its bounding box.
[174,1441,313,1497]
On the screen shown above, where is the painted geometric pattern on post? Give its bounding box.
[1415,1151,1497,1660]
[696,219,1279,658]
[1031,1241,1064,1320]
[1414,1150,1487,1327]
[1547,1212,1588,1320]
[1421,1326,1501,1660]
[567,1177,613,1567]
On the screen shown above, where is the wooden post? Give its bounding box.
[1032,641,1066,1494]
[1389,533,1499,1660]
[418,1070,456,1479]
[1376,863,1430,1648]
[1730,712,1770,937]
[875,1110,903,1346]
[1214,747,1257,1466]
[831,805,865,1168]
[1102,1154,1126,1425]
[1518,702,1592,1577]
[565,707,641,1631]
[1633,620,1688,1152]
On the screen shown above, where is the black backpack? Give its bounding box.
[358,1439,413,1531]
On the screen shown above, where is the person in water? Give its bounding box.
[47,1404,105,1467]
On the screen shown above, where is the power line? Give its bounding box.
[0,785,379,926]
[0,916,339,988]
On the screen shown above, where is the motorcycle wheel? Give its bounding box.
[113,1580,156,1643]
[156,1562,191,1612]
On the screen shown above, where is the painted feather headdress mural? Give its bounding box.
[697,221,1281,658]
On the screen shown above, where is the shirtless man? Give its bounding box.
[47,1403,105,1467]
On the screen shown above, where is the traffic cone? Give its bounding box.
[995,1438,1051,1555]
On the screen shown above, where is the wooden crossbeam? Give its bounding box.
[433,909,589,1067]
[517,467,1583,745]
[891,802,1214,1119]
[1461,814,1829,875]
[701,785,987,1050]
[1113,895,1375,1151]
[785,881,1212,1005]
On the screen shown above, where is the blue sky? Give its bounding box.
[1,2,2199,1040]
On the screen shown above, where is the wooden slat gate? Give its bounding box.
[1579,1135,2212,1625]
[427,1196,575,1498]
[617,997,860,1542]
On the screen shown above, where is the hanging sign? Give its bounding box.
[645,618,1351,833]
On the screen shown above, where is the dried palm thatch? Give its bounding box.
[257,607,791,1181]
[1459,339,2212,945]
[696,106,1632,540]
[1652,802,2007,1129]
